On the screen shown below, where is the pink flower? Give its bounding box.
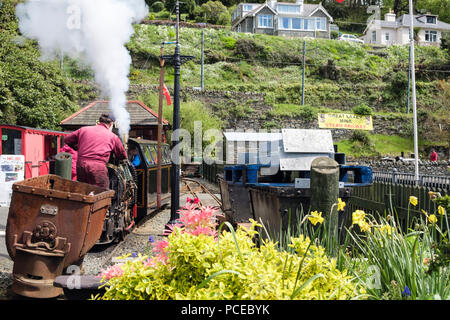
[188,225,217,237]
[98,264,124,280]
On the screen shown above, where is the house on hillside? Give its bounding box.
[362,9,450,46]
[231,0,334,39]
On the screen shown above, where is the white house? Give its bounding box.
[363,10,450,46]
[231,0,334,39]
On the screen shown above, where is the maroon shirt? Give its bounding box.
[64,123,127,164]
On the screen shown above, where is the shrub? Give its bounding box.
[151,1,164,13]
[351,130,371,145]
[352,103,373,116]
[97,202,363,300]
[197,1,229,25]
[220,36,236,50]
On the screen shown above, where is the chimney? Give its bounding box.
[269,0,277,9]
[385,8,396,22]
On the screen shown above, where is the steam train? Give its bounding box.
[96,137,172,244]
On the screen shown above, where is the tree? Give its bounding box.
[0,0,79,129]
[197,1,229,25]
[164,0,196,15]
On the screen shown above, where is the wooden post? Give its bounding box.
[157,46,165,209]
[310,157,339,254]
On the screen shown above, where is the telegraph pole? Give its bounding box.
[201,30,204,90]
[301,40,306,105]
[157,44,165,209]
[408,0,419,183]
[406,45,411,114]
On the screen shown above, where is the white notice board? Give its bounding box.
[0,155,25,207]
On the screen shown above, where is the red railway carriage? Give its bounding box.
[0,124,67,178]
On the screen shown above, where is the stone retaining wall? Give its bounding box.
[354,159,450,176]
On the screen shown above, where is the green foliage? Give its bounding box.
[219,35,236,50]
[345,212,450,300]
[151,1,164,13]
[196,1,230,25]
[352,103,373,116]
[0,4,79,129]
[138,91,224,147]
[98,223,362,300]
[266,104,316,122]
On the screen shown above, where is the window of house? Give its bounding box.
[426,16,436,24]
[425,30,437,42]
[315,17,326,30]
[292,18,301,30]
[243,4,253,12]
[385,33,389,41]
[277,4,300,14]
[280,17,290,29]
[258,14,272,28]
[304,19,315,30]
[371,31,376,42]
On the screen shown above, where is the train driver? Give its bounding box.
[129,146,141,167]
[64,113,127,189]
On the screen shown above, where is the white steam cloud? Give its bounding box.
[16,0,148,138]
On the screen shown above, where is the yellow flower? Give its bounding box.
[428,191,441,200]
[409,196,418,206]
[359,220,371,232]
[428,214,438,224]
[308,211,324,226]
[428,214,437,224]
[352,210,366,225]
[437,205,446,216]
[337,198,346,212]
[379,224,393,236]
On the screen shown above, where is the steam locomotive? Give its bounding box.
[96,137,172,244]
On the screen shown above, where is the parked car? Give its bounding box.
[338,34,364,44]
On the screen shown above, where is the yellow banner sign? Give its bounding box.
[318,113,373,130]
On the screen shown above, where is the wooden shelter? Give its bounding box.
[60,100,170,141]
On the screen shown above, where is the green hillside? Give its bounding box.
[1,0,449,158]
[120,24,449,157]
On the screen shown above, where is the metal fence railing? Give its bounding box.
[373,171,450,190]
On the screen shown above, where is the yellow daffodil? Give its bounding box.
[308,211,324,226]
[337,198,346,212]
[379,224,393,236]
[359,220,371,232]
[437,205,446,216]
[352,210,366,225]
[409,196,418,206]
[428,214,438,224]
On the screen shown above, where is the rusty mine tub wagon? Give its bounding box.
[5,174,115,298]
